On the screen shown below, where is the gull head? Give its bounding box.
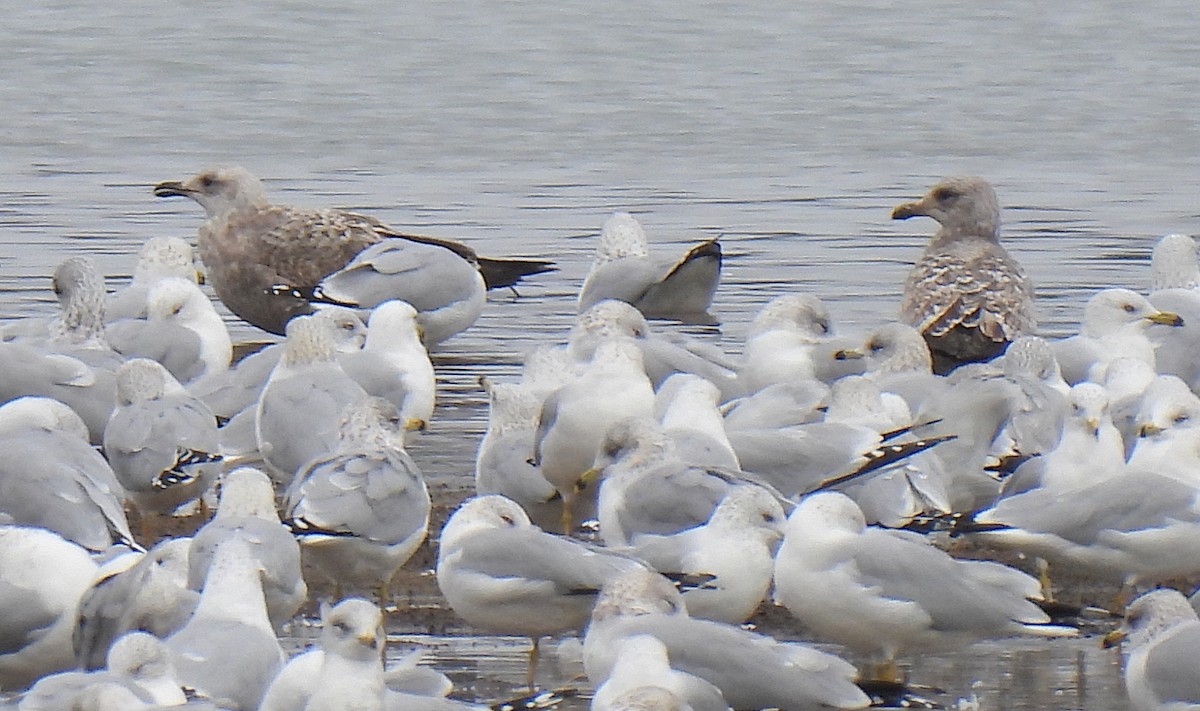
[892,176,1001,243]
[154,166,269,219]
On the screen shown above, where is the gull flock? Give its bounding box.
[0,168,1196,710]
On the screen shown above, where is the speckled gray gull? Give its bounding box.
[187,467,307,632]
[19,631,186,711]
[773,492,1072,683]
[337,300,436,438]
[891,177,1036,375]
[0,525,99,691]
[153,166,554,336]
[534,337,655,533]
[106,236,203,322]
[590,635,727,711]
[736,293,864,394]
[106,277,232,385]
[583,567,870,711]
[0,258,119,442]
[435,495,646,687]
[282,397,431,597]
[1103,589,1200,711]
[475,377,561,532]
[166,536,285,711]
[255,313,371,485]
[1051,288,1183,385]
[260,598,386,711]
[74,538,197,670]
[621,485,784,624]
[578,212,720,320]
[0,397,136,553]
[103,359,222,518]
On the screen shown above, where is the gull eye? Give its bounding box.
[761,512,777,524]
[1174,413,1190,425]
[932,187,960,202]
[499,514,515,526]
[199,174,216,188]
[1123,303,1137,313]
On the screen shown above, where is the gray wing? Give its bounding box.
[318,239,480,311]
[105,320,205,383]
[613,461,728,538]
[286,449,430,545]
[0,580,59,656]
[1139,621,1200,706]
[338,350,408,412]
[453,528,638,593]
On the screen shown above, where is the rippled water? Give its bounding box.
[3,1,1198,708]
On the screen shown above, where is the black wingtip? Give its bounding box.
[479,257,558,290]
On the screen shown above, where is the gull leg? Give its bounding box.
[526,636,541,691]
[1037,557,1055,604]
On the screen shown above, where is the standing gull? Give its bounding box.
[578,212,721,319]
[153,166,554,337]
[891,176,1036,375]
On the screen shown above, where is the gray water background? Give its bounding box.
[3,1,1199,708]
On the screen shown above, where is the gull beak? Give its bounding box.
[403,418,427,433]
[357,631,379,647]
[1145,310,1184,327]
[575,467,602,493]
[195,268,207,286]
[153,180,192,198]
[1086,418,1100,438]
[834,348,866,361]
[1101,629,1126,649]
[891,198,928,221]
[1138,423,1164,438]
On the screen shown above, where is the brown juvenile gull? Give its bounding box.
[891,176,1036,375]
[153,166,555,338]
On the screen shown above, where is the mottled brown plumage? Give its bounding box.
[154,167,553,335]
[892,176,1036,374]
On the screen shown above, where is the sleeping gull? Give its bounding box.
[568,300,739,398]
[1102,588,1200,711]
[103,358,222,519]
[0,397,136,553]
[282,396,431,599]
[106,277,232,385]
[73,538,197,670]
[435,494,645,687]
[106,236,203,322]
[153,166,554,337]
[188,467,307,632]
[590,635,726,711]
[621,484,784,623]
[737,293,862,393]
[891,176,1036,375]
[475,377,561,531]
[583,567,870,711]
[20,631,186,710]
[772,492,1072,683]
[0,525,100,691]
[653,373,739,470]
[578,212,721,320]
